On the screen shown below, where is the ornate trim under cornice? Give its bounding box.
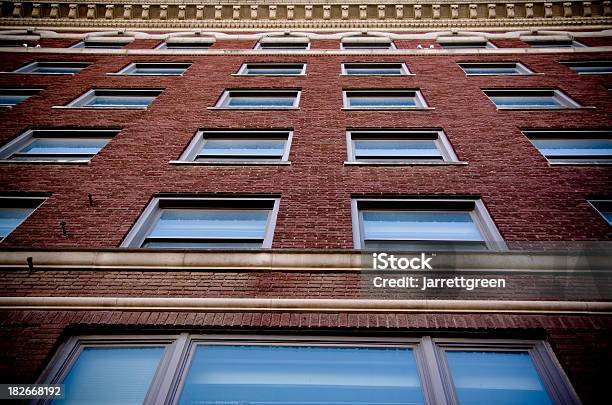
[1,1,612,29]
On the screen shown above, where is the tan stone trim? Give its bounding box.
[0,296,610,314]
[2,45,612,55]
[0,249,609,272]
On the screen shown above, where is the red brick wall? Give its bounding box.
[0,310,610,404]
[0,52,610,248]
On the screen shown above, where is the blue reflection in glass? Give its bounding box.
[178,345,424,405]
[17,138,109,156]
[355,139,441,158]
[227,96,295,107]
[199,139,285,158]
[464,68,518,75]
[0,94,30,106]
[349,96,417,108]
[86,96,155,107]
[54,346,164,405]
[532,138,612,157]
[446,351,553,405]
[0,207,33,237]
[491,96,560,107]
[362,211,483,242]
[149,209,269,239]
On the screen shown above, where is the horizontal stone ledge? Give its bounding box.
[0,296,610,314]
[0,249,610,272]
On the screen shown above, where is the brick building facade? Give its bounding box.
[0,1,611,404]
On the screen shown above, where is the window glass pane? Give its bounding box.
[132,68,185,75]
[200,139,285,158]
[16,138,109,156]
[345,65,404,75]
[348,96,416,108]
[143,241,263,248]
[178,345,424,405]
[0,94,29,106]
[227,95,295,107]
[531,139,612,157]
[362,211,484,242]
[54,346,164,405]
[0,207,33,237]
[259,43,308,49]
[446,351,553,405]
[87,96,154,107]
[245,65,303,75]
[354,139,441,158]
[464,67,518,74]
[491,96,560,107]
[149,209,269,239]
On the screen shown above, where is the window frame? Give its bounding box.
[342,89,429,110]
[235,63,307,76]
[70,39,132,49]
[522,129,612,165]
[0,195,46,241]
[0,128,118,163]
[458,62,534,76]
[176,129,293,164]
[438,41,497,49]
[36,334,580,405]
[113,62,192,76]
[63,88,163,109]
[346,129,460,164]
[351,198,506,251]
[561,60,612,74]
[433,338,581,405]
[588,200,612,225]
[156,41,214,50]
[254,41,311,50]
[483,89,582,110]
[12,61,91,75]
[0,88,42,107]
[214,89,301,109]
[341,63,411,76]
[340,41,396,50]
[120,196,281,249]
[526,39,586,48]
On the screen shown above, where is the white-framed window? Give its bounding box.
[0,88,41,107]
[523,129,612,164]
[255,38,310,50]
[341,37,395,50]
[38,334,580,405]
[215,90,300,109]
[70,39,132,49]
[458,62,533,75]
[64,89,162,109]
[341,63,411,75]
[437,38,496,49]
[483,89,581,109]
[346,129,459,164]
[156,39,214,50]
[177,129,292,163]
[115,62,191,76]
[12,61,91,74]
[121,196,280,249]
[0,196,46,240]
[351,198,506,251]
[561,60,612,74]
[236,63,306,75]
[525,39,586,48]
[588,200,612,225]
[343,90,428,109]
[0,128,118,163]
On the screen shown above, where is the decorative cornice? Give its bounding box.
[1,1,612,29]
